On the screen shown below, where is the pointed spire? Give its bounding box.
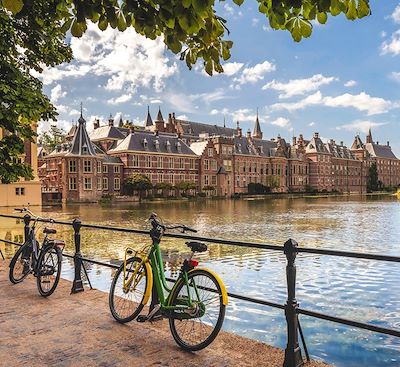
[145,106,153,127]
[119,116,123,127]
[78,102,85,124]
[223,116,226,128]
[252,107,262,139]
[366,127,373,144]
[156,106,164,122]
[68,110,96,156]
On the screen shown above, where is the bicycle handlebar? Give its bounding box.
[148,213,197,234]
[14,207,54,224]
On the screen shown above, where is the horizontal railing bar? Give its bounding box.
[297,247,400,263]
[1,238,398,339]
[297,308,400,338]
[1,214,400,263]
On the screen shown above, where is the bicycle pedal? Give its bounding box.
[136,315,148,323]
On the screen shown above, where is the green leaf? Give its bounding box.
[300,18,312,37]
[232,0,244,5]
[98,15,108,31]
[317,12,327,24]
[357,0,371,18]
[346,0,358,20]
[182,0,191,8]
[330,0,341,16]
[2,0,23,15]
[71,20,84,37]
[117,13,127,31]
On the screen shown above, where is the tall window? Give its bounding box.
[114,178,120,191]
[208,148,214,157]
[189,159,195,170]
[84,177,92,190]
[204,159,209,170]
[211,175,217,185]
[84,160,92,173]
[179,158,185,169]
[133,155,139,167]
[97,161,102,173]
[103,177,108,190]
[211,160,217,170]
[114,165,120,174]
[69,177,77,191]
[204,175,209,185]
[69,160,77,173]
[103,164,108,173]
[145,156,151,168]
[97,177,102,190]
[157,156,163,168]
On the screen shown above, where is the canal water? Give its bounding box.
[0,195,399,366]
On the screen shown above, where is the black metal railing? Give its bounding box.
[0,213,399,367]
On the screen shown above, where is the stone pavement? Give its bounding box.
[0,261,329,367]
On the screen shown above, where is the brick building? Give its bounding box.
[38,107,400,202]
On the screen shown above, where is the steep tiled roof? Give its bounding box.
[108,130,197,156]
[176,119,236,137]
[66,114,97,156]
[145,107,153,127]
[306,134,329,154]
[234,136,257,155]
[325,141,357,160]
[89,125,127,141]
[351,135,364,150]
[365,143,398,159]
[103,155,124,165]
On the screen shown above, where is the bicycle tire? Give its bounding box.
[36,245,62,297]
[168,268,226,351]
[9,242,32,284]
[109,256,149,323]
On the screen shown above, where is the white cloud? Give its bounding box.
[381,30,400,56]
[392,4,400,23]
[262,74,337,98]
[336,120,387,134]
[50,84,66,103]
[271,91,395,116]
[37,23,177,93]
[308,122,316,127]
[344,80,357,87]
[391,71,400,81]
[252,18,260,26]
[69,109,80,116]
[107,94,133,105]
[150,99,162,104]
[222,62,244,76]
[233,60,276,85]
[224,3,234,15]
[271,91,323,112]
[270,117,290,127]
[176,114,188,120]
[208,107,262,123]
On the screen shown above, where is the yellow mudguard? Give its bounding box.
[191,268,228,306]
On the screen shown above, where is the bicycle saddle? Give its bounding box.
[186,241,208,253]
[43,227,57,234]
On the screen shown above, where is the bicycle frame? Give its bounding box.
[123,239,228,313]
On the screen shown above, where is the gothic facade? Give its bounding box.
[38,108,400,202]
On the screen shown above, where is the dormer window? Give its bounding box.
[237,144,242,153]
[176,141,182,153]
[143,138,148,149]
[259,146,264,154]
[166,140,171,152]
[154,139,160,151]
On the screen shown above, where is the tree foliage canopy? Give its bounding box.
[38,125,66,152]
[0,0,371,183]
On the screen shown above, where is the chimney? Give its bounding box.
[108,115,114,127]
[168,113,172,124]
[246,128,251,138]
[330,139,334,144]
[340,141,343,146]
[314,132,319,139]
[94,119,99,129]
[377,141,379,145]
[387,141,390,146]
[236,121,242,138]
[292,136,297,145]
[299,134,303,141]
[172,112,176,121]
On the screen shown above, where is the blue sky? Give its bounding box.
[39,1,400,156]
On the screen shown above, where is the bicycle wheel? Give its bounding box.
[168,269,226,351]
[109,256,149,323]
[9,242,32,284]
[36,245,62,297]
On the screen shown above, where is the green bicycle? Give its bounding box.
[109,213,228,351]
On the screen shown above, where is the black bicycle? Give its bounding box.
[9,208,65,297]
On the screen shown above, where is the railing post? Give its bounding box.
[283,239,304,367]
[23,214,31,242]
[71,218,84,294]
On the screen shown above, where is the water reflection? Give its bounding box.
[0,195,399,367]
